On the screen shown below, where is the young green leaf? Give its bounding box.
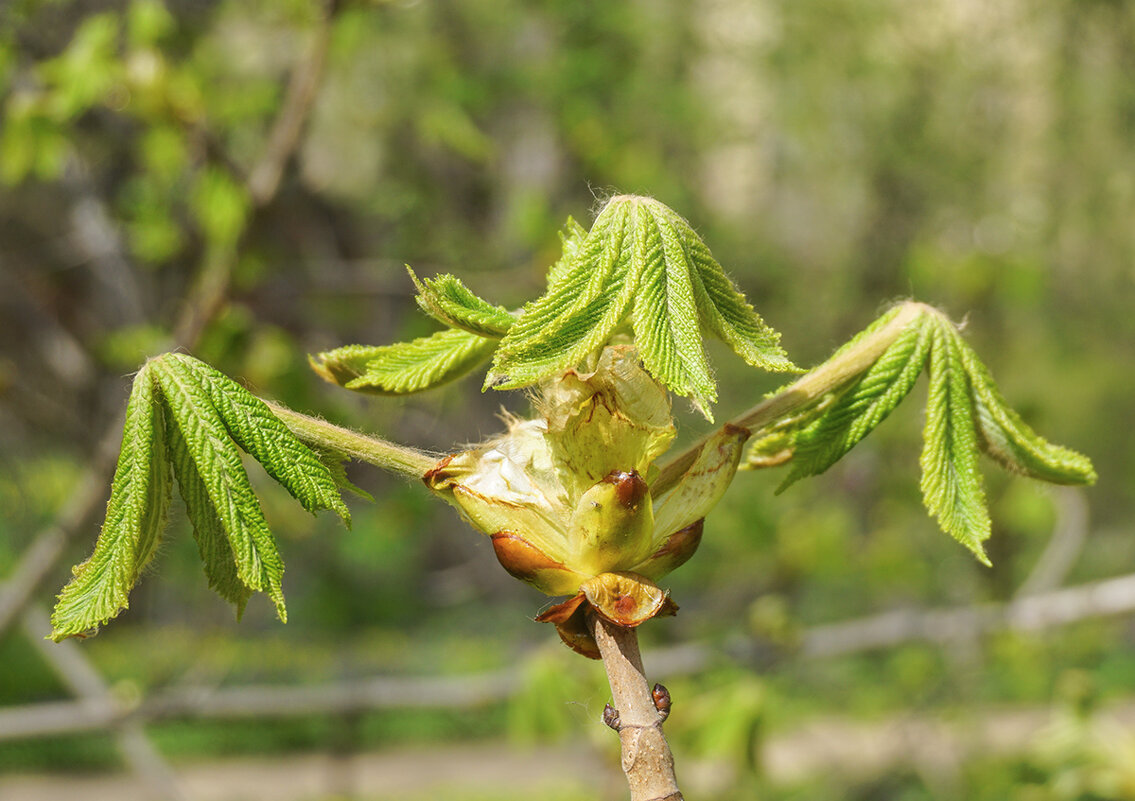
[51,353,358,638]
[308,343,387,388]
[633,204,717,416]
[175,353,350,523]
[152,355,288,619]
[957,338,1097,485]
[313,329,498,395]
[487,198,640,391]
[745,302,1094,565]
[776,313,932,491]
[919,319,990,562]
[545,216,588,287]
[487,195,797,418]
[408,267,515,338]
[166,418,253,615]
[51,363,172,640]
[654,202,796,375]
[744,304,925,474]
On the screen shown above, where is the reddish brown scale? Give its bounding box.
[491,531,567,583]
[652,519,703,561]
[420,454,456,487]
[651,683,672,720]
[636,519,704,578]
[602,469,648,509]
[722,422,751,438]
[534,593,586,625]
[535,595,601,659]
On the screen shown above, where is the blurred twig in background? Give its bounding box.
[6,559,1135,741]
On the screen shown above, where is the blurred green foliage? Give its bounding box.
[1,0,1133,798]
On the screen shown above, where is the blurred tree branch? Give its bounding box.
[7,566,1135,741]
[1015,487,1090,598]
[247,0,340,206]
[21,607,187,801]
[795,565,1135,661]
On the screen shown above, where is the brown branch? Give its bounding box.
[590,614,683,801]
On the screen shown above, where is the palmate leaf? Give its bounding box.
[651,202,797,375]
[408,267,515,338]
[51,363,172,639]
[744,305,919,468]
[747,302,1094,565]
[152,356,289,620]
[487,196,798,419]
[182,354,350,522]
[310,267,509,396]
[312,329,498,395]
[314,197,793,412]
[51,353,351,640]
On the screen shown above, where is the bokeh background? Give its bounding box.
[2,0,1134,799]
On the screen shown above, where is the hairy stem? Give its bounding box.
[591,614,683,801]
[265,401,439,479]
[653,300,929,495]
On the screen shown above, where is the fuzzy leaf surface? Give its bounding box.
[655,202,796,375]
[167,418,253,614]
[919,319,991,563]
[52,354,355,637]
[409,268,515,338]
[175,353,350,524]
[487,199,639,391]
[748,302,1094,566]
[314,329,497,395]
[545,216,588,287]
[153,355,289,619]
[51,364,172,640]
[777,314,932,491]
[632,204,717,415]
[488,196,796,418]
[958,339,1097,485]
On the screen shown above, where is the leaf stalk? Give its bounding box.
[264,402,439,479]
[653,301,928,496]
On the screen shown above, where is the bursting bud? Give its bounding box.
[425,346,749,656]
